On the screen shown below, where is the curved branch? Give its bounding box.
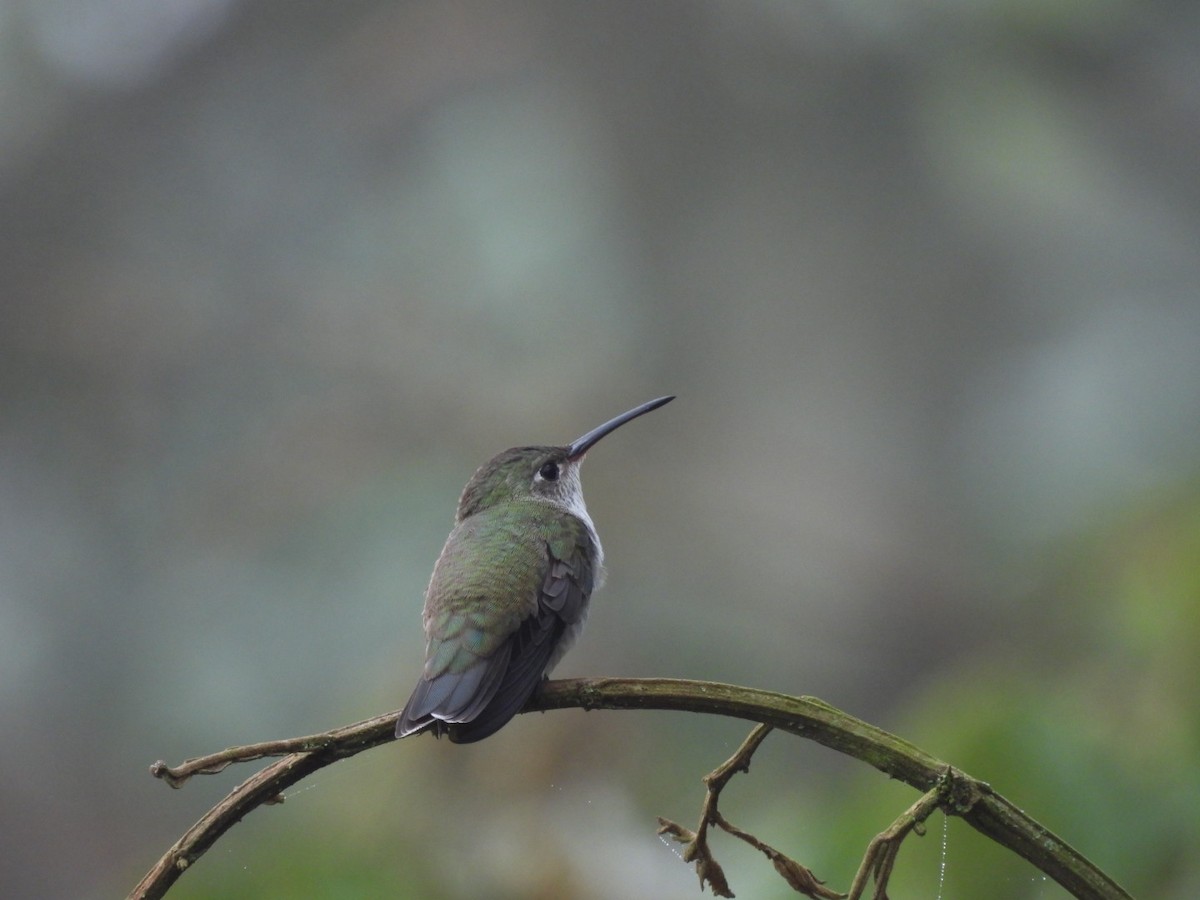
[131,677,1131,900]
[534,679,1129,900]
[132,712,397,899]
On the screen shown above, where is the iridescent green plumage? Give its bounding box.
[396,397,673,743]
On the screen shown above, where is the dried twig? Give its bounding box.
[845,774,949,899]
[150,733,345,788]
[658,724,842,898]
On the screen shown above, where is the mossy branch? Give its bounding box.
[131,676,1131,900]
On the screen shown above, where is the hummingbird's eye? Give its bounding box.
[538,461,560,482]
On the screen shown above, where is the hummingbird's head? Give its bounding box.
[455,396,675,522]
[456,445,582,521]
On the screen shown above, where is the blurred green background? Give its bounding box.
[2,1,1198,898]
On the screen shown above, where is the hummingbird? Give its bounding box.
[396,395,674,743]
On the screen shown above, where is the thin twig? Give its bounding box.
[657,724,773,897]
[659,724,842,898]
[150,733,342,787]
[845,775,948,900]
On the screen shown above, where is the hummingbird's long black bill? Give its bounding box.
[567,395,674,460]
